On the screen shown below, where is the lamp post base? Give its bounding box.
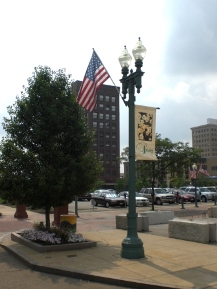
[121,237,144,259]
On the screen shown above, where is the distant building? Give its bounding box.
[191,119,217,175]
[73,80,120,189]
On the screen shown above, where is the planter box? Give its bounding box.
[11,232,97,253]
[116,214,149,231]
[168,218,217,243]
[140,211,174,225]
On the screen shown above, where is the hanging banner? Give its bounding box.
[135,105,157,161]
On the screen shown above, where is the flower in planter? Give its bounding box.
[19,222,86,245]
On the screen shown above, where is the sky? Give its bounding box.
[1,0,217,158]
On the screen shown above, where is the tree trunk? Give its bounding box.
[45,207,51,229]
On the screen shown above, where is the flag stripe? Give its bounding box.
[199,165,210,176]
[76,51,110,112]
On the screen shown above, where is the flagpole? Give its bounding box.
[93,48,128,106]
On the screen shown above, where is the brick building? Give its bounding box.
[191,118,217,176]
[73,80,120,189]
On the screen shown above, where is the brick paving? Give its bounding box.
[0,202,213,239]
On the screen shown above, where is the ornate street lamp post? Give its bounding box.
[118,38,146,259]
[192,163,199,207]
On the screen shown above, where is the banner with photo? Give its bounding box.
[135,105,157,161]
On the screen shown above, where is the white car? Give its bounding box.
[119,191,149,206]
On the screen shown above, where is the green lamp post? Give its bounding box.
[192,163,199,207]
[118,38,146,259]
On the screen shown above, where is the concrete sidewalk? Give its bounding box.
[1,204,217,289]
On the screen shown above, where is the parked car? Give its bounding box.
[77,193,92,201]
[168,189,195,203]
[118,191,149,206]
[91,192,126,208]
[140,188,175,205]
[202,187,217,200]
[90,189,110,197]
[178,186,188,191]
[185,187,213,202]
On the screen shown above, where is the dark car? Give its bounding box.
[168,189,195,203]
[92,192,126,208]
[77,193,92,201]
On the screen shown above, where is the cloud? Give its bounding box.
[163,0,217,75]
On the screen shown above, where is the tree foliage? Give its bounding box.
[117,147,129,164]
[137,134,202,188]
[115,177,128,193]
[0,66,103,228]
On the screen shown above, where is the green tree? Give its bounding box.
[117,147,129,164]
[121,134,201,210]
[0,66,102,228]
[137,134,201,188]
[115,177,128,193]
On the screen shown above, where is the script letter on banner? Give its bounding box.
[135,105,157,161]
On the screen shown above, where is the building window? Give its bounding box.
[106,123,110,129]
[106,142,110,147]
[106,160,110,165]
[105,96,109,102]
[93,142,97,146]
[106,105,110,111]
[93,122,97,128]
[112,124,116,130]
[112,106,116,111]
[112,132,116,139]
[99,113,104,119]
[112,170,117,176]
[106,151,110,157]
[99,141,104,147]
[112,97,115,103]
[99,104,104,109]
[112,115,116,120]
[99,95,103,101]
[99,122,104,128]
[106,132,110,138]
[99,131,104,137]
[112,161,116,166]
[93,113,97,119]
[106,114,110,120]
[105,170,110,176]
[99,152,104,157]
[112,142,116,148]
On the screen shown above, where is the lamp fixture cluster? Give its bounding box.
[118,38,146,68]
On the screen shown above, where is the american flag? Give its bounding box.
[76,50,110,112]
[199,165,210,176]
[189,166,197,179]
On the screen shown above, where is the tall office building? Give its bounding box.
[73,80,120,189]
[191,118,217,175]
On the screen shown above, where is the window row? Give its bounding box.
[211,166,217,170]
[96,131,116,138]
[98,95,116,102]
[95,105,116,111]
[98,152,117,158]
[201,153,210,157]
[193,134,210,138]
[100,170,118,177]
[194,140,210,143]
[93,142,117,148]
[193,129,210,133]
[93,122,116,129]
[93,114,116,120]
